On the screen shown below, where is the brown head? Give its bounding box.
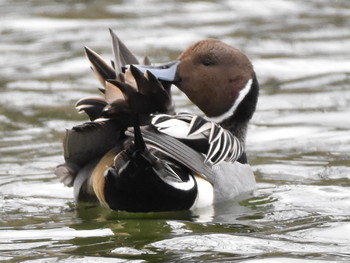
[176,39,255,119]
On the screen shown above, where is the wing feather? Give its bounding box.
[127,128,216,183]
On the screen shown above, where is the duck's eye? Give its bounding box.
[202,59,214,66]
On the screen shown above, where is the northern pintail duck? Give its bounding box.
[55,30,259,212]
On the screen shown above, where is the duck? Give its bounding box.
[55,29,259,213]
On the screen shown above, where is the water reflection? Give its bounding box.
[1,0,350,262]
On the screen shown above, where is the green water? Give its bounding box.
[1,0,350,262]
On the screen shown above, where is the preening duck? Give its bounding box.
[55,30,259,212]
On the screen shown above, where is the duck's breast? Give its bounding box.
[211,162,256,203]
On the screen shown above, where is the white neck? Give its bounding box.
[208,78,252,123]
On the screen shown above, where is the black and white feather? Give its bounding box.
[151,113,244,165]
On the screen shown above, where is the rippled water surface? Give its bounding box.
[1,0,350,262]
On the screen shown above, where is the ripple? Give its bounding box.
[22,257,144,263]
[0,227,113,242]
[243,258,334,263]
[264,185,350,216]
[284,222,350,245]
[111,247,155,256]
[149,232,350,255]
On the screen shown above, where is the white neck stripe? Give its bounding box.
[209,78,252,123]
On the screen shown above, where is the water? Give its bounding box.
[1,0,349,262]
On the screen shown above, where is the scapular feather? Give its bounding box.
[75,97,108,121]
[110,29,124,76]
[105,81,126,104]
[213,131,230,164]
[142,55,151,65]
[208,123,223,144]
[84,46,116,88]
[151,113,244,166]
[109,28,139,66]
[188,115,211,136]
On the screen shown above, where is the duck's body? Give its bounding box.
[55,30,259,212]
